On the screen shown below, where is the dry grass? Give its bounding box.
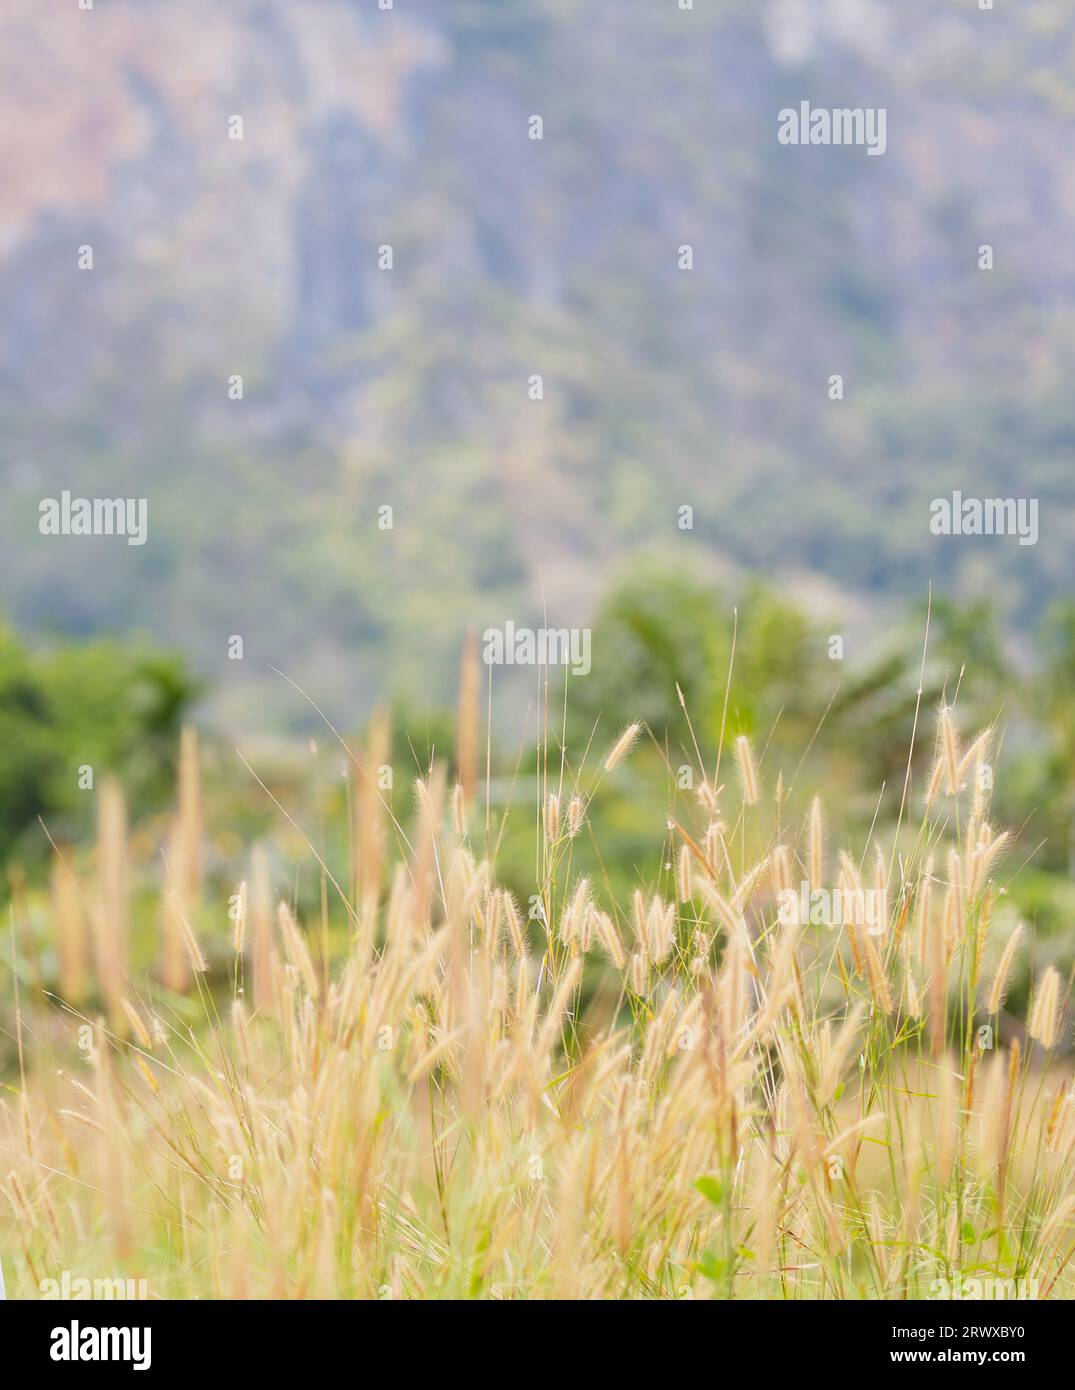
[2,700,1074,1301]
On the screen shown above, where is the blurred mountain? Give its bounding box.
[1,0,1073,728]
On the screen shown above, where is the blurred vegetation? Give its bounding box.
[1,569,1073,1071]
[2,1,1074,725]
[4,572,1075,899]
[479,572,1075,960]
[0,620,201,863]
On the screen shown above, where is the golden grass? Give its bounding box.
[2,704,1074,1300]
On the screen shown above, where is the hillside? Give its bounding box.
[1,0,1073,727]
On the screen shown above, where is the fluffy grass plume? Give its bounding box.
[1,700,1073,1301]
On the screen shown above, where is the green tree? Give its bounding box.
[0,621,201,863]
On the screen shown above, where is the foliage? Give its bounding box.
[0,621,201,861]
[2,695,1073,1300]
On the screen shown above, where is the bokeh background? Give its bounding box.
[1,0,1073,991]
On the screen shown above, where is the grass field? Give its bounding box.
[2,667,1073,1301]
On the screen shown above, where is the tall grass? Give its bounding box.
[2,697,1073,1300]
